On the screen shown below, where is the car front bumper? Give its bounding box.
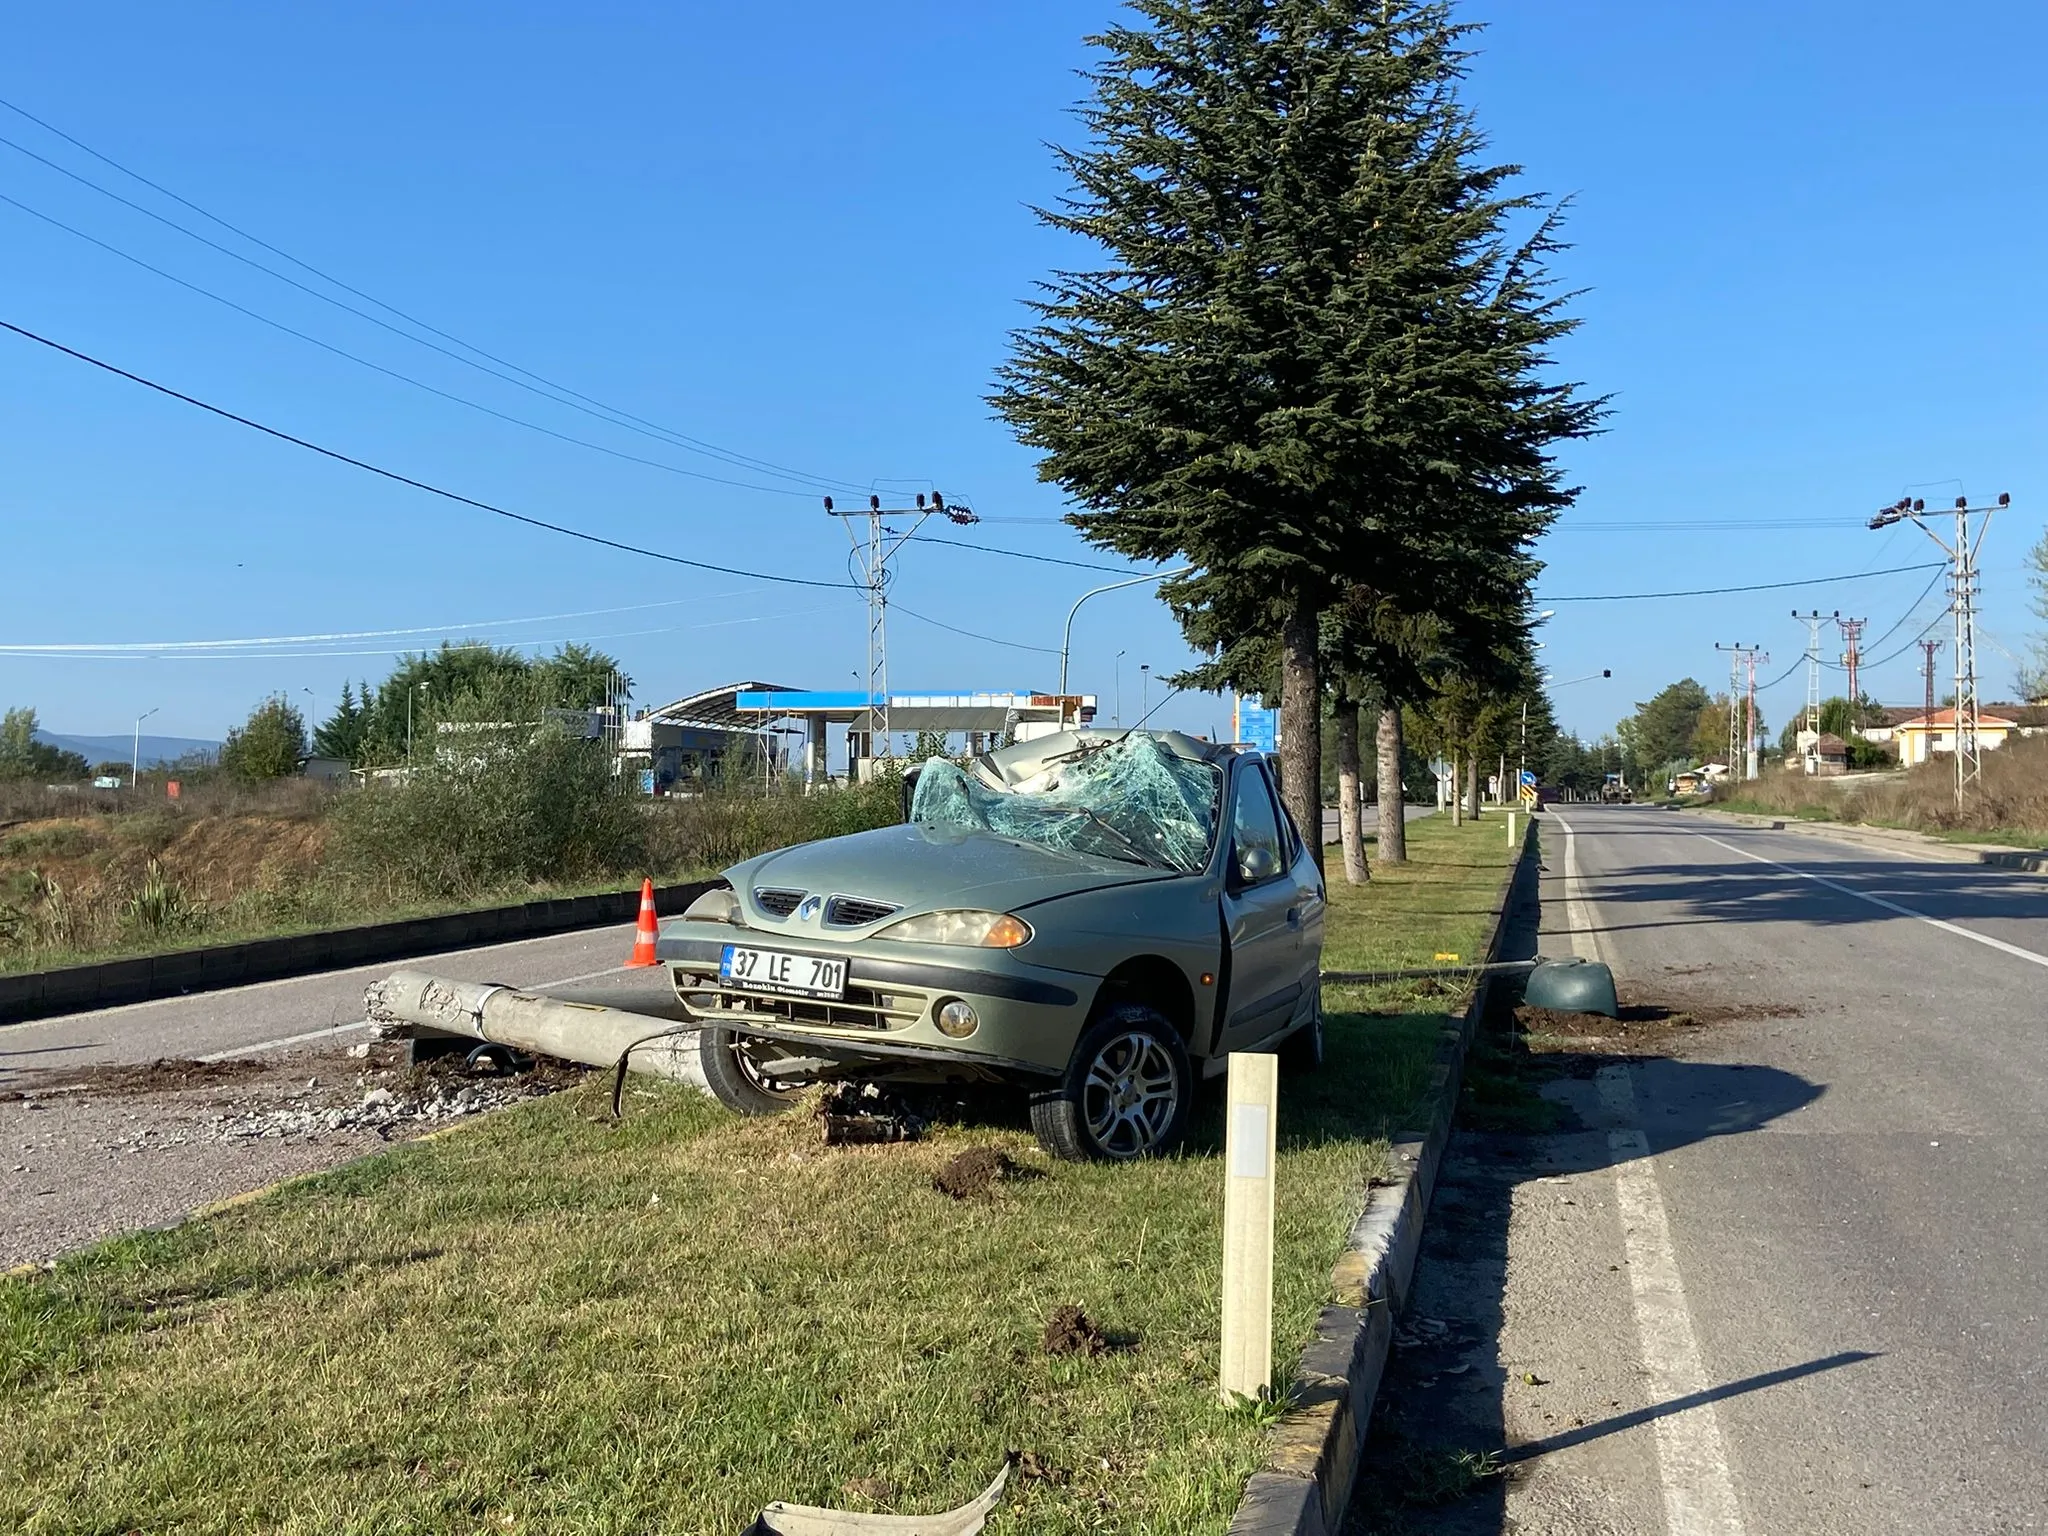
[657,923,1102,1076]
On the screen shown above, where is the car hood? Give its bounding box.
[730,822,1173,925]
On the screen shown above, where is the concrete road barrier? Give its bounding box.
[0,880,717,1026]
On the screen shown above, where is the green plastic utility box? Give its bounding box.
[1523,957,1618,1018]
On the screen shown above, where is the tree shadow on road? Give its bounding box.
[1340,859,1856,1534]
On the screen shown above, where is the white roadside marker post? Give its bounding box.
[1508,810,1518,847]
[1220,1050,1279,1403]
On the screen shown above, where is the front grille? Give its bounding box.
[825,895,900,927]
[672,976,926,1033]
[752,887,806,918]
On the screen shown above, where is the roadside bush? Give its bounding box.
[1720,735,2048,837]
[642,770,903,872]
[326,728,644,900]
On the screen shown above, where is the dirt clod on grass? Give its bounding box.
[840,1476,898,1506]
[1042,1303,1111,1358]
[1014,1450,1071,1486]
[932,1146,1035,1200]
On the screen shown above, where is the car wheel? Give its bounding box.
[1280,999,1324,1073]
[698,1026,806,1116]
[1030,1006,1192,1162]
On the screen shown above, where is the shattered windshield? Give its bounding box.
[909,733,1222,873]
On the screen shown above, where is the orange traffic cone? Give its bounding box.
[627,878,659,967]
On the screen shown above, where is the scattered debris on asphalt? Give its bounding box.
[932,1146,1039,1200]
[815,1082,927,1146]
[1515,989,1804,1053]
[1,1058,267,1102]
[6,1043,586,1146]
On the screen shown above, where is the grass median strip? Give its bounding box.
[0,815,1513,1536]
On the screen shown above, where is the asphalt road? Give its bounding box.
[1,921,682,1264]
[1358,805,2048,1535]
[1320,800,1434,845]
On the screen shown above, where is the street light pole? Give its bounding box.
[1058,566,1196,725]
[1115,650,1126,727]
[132,707,159,783]
[1141,664,1151,726]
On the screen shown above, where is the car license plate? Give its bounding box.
[719,944,847,1001]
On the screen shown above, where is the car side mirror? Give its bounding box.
[1235,845,1280,886]
[900,764,922,823]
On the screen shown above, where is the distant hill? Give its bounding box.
[34,731,222,770]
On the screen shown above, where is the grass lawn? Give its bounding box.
[0,815,1516,1536]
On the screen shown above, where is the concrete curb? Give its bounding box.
[1228,820,1535,1536]
[1688,807,2048,872]
[0,879,718,1026]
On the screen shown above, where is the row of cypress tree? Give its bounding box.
[993,0,1603,877]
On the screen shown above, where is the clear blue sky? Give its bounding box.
[3,1,2044,746]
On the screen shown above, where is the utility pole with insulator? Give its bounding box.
[1920,638,1941,723]
[1717,644,1768,780]
[1791,609,1836,774]
[1835,615,1866,726]
[824,490,977,764]
[1870,492,2010,805]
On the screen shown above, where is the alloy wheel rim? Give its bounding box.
[1082,1031,1180,1157]
[734,1041,802,1097]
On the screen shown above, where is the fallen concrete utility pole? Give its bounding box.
[364,970,706,1090]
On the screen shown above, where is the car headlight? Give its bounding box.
[875,909,1032,948]
[683,887,739,925]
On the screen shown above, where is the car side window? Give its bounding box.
[1230,765,1286,887]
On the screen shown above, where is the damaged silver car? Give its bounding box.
[659,729,1325,1161]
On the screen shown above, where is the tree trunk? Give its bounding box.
[1450,747,1462,826]
[1280,595,1324,876]
[1464,752,1481,820]
[1375,705,1407,865]
[1336,701,1367,884]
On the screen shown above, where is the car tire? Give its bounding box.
[1280,999,1324,1073]
[698,1026,805,1116]
[1030,1006,1192,1162]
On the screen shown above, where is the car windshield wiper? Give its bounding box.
[1047,807,1168,868]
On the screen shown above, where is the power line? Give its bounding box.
[6,609,830,663]
[0,588,770,654]
[907,532,1138,574]
[891,603,1062,655]
[0,318,859,591]
[0,188,836,500]
[0,102,876,495]
[1540,562,1945,603]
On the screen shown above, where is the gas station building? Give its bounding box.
[623,683,1097,790]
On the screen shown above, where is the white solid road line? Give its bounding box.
[1700,833,2048,971]
[192,963,635,1063]
[198,1022,369,1062]
[1599,1064,1749,1536]
[1547,813,1604,965]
